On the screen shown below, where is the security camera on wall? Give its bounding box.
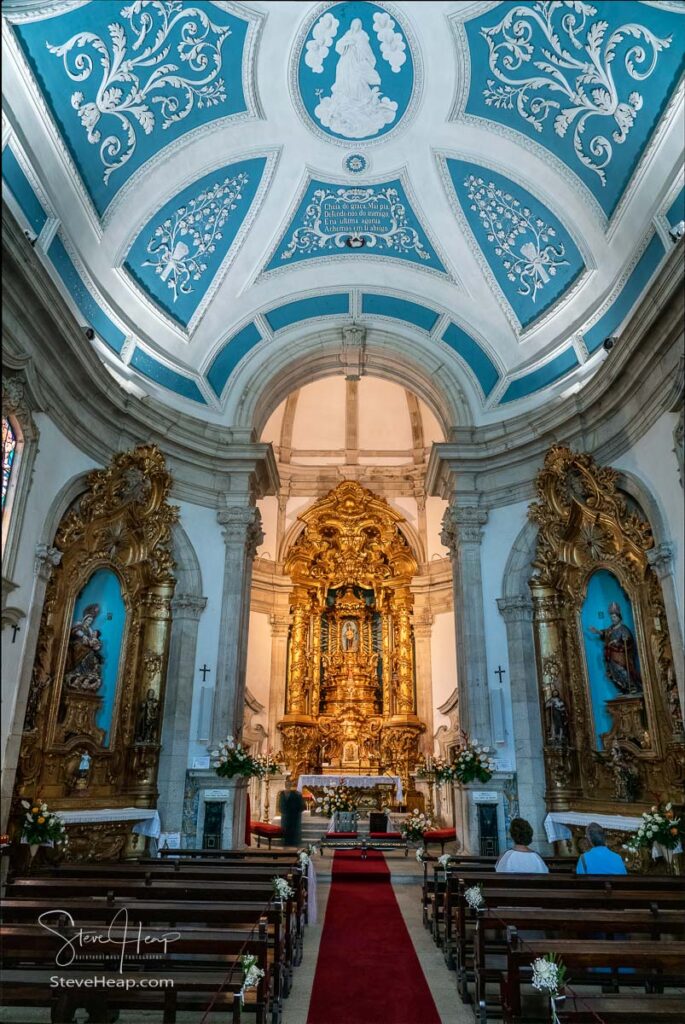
[83,326,95,341]
[603,337,618,353]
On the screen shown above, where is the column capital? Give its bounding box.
[171,593,207,620]
[34,543,62,580]
[497,595,534,623]
[217,505,264,557]
[647,542,674,580]
[440,505,488,551]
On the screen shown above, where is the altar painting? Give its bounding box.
[67,568,126,746]
[581,569,642,749]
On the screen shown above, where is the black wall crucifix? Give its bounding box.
[494,665,507,683]
[11,624,21,643]
[199,664,212,682]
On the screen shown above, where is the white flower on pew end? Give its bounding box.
[464,884,484,910]
[272,876,295,902]
[438,853,453,869]
[531,953,566,995]
[298,849,310,869]
[239,953,265,1003]
[415,846,426,863]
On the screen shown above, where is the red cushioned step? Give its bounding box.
[251,822,282,835]
[423,828,456,840]
[369,832,403,838]
[326,832,358,838]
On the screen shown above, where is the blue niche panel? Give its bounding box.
[13,2,251,216]
[297,2,415,143]
[68,569,126,747]
[125,158,267,329]
[445,160,584,329]
[266,179,444,273]
[580,570,643,749]
[463,2,685,217]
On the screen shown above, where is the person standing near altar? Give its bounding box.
[576,822,627,874]
[278,776,306,847]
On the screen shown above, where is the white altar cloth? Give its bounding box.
[297,774,403,802]
[544,811,641,844]
[56,807,161,838]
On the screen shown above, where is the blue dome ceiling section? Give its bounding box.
[124,156,269,330]
[264,177,446,276]
[443,158,585,330]
[12,1,254,218]
[461,1,685,218]
[296,1,415,144]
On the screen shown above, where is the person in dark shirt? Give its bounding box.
[278,776,306,847]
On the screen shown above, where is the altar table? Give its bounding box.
[297,774,403,802]
[57,806,161,838]
[544,810,641,844]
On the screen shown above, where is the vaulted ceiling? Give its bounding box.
[2,1,683,423]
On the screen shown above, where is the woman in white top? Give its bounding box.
[495,817,548,873]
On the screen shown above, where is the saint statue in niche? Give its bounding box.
[315,18,398,139]
[64,604,104,692]
[135,688,160,743]
[342,619,359,652]
[589,602,642,696]
[545,688,569,746]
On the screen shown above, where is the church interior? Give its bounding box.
[1,1,684,1022]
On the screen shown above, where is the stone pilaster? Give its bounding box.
[412,607,434,755]
[1,543,62,831]
[209,506,263,748]
[441,505,492,745]
[647,542,685,713]
[497,595,549,851]
[267,612,290,749]
[157,593,207,836]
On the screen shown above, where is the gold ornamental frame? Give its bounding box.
[528,446,684,815]
[12,446,178,855]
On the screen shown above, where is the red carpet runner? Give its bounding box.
[307,851,441,1024]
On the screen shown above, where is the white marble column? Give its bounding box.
[647,542,685,714]
[440,505,493,745]
[497,594,549,851]
[210,506,264,748]
[412,606,434,756]
[1,543,61,832]
[157,593,207,836]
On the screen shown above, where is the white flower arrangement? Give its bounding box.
[272,877,295,903]
[452,735,496,784]
[298,849,310,870]
[464,884,484,910]
[438,853,453,869]
[211,738,260,779]
[20,799,69,846]
[623,803,683,854]
[315,781,357,815]
[401,810,432,842]
[239,953,265,1003]
[531,953,567,1024]
[415,846,426,863]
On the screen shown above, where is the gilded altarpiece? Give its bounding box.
[528,447,684,816]
[12,446,178,860]
[277,481,425,792]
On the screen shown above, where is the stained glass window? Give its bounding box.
[2,416,17,514]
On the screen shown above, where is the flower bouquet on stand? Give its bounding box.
[315,781,357,817]
[452,735,496,785]
[211,738,260,779]
[531,953,567,1023]
[20,799,68,864]
[623,803,684,874]
[401,809,432,844]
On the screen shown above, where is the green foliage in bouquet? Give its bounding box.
[20,799,68,846]
[623,803,684,853]
[401,809,432,842]
[315,781,357,815]
[211,738,260,779]
[452,735,495,784]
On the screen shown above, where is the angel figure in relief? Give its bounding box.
[315,18,398,139]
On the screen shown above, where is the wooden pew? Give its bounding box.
[501,938,685,1024]
[0,919,270,1024]
[473,907,685,1019]
[1,897,289,1020]
[158,848,300,861]
[555,994,685,1022]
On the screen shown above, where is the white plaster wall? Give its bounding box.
[392,495,418,529]
[245,611,272,734]
[358,377,413,449]
[419,400,444,444]
[431,611,458,732]
[612,410,684,632]
[172,501,225,766]
[1,412,98,775]
[285,496,315,534]
[481,500,531,763]
[290,378,346,450]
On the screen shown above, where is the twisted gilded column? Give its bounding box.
[647,542,685,714]
[209,506,263,747]
[441,505,493,745]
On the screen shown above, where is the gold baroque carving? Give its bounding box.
[12,446,178,859]
[529,446,683,817]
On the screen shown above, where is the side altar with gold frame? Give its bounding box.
[528,446,684,836]
[278,481,426,794]
[11,445,178,861]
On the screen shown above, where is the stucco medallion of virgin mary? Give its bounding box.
[294,2,417,144]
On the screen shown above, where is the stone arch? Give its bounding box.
[222,325,474,438]
[501,517,538,599]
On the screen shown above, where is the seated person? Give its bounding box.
[576,822,627,874]
[496,817,549,873]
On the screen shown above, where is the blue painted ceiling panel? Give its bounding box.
[2,147,47,233]
[207,321,262,398]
